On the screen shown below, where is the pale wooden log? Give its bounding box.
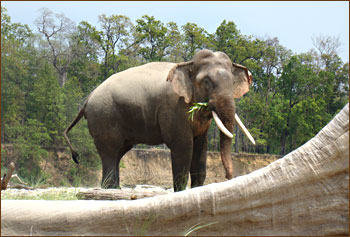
[1,104,349,236]
[76,188,168,200]
[11,174,28,186]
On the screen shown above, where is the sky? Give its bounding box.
[2,1,349,62]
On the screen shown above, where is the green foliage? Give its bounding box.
[120,161,126,169]
[27,62,67,144]
[13,119,51,185]
[1,147,8,174]
[188,102,209,121]
[1,6,348,187]
[135,15,172,62]
[215,20,264,64]
[1,7,32,43]
[94,14,133,79]
[181,22,214,60]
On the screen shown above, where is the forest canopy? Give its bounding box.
[1,7,348,185]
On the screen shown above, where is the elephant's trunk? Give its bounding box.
[213,97,235,180]
[220,131,233,179]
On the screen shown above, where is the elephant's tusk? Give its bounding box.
[212,111,234,138]
[212,111,256,145]
[234,114,256,145]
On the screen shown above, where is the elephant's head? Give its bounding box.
[166,49,253,180]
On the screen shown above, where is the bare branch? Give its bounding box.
[312,34,342,56]
[1,162,15,190]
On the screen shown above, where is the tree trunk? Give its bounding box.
[281,129,287,155]
[58,70,67,87]
[214,126,218,151]
[234,125,239,152]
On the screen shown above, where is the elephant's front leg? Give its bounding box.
[170,139,194,192]
[190,134,208,188]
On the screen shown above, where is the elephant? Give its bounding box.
[64,49,254,192]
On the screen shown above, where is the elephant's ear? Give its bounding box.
[232,63,253,85]
[232,63,253,98]
[166,61,194,103]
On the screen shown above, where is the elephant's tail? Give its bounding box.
[63,99,88,164]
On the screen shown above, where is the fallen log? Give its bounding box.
[1,103,349,236]
[76,188,169,200]
[7,183,34,190]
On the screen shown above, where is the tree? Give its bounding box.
[68,21,100,94]
[1,7,54,183]
[1,7,32,44]
[35,8,78,87]
[242,37,292,153]
[276,55,328,154]
[1,7,33,143]
[163,22,182,62]
[181,22,213,61]
[134,15,172,62]
[312,35,341,70]
[26,61,66,145]
[92,14,133,79]
[214,20,240,57]
[214,20,263,64]
[312,35,349,115]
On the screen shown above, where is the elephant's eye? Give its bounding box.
[203,77,213,90]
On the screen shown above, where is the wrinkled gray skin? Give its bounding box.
[64,50,252,192]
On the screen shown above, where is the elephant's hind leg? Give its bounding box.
[94,138,129,189]
[113,143,133,187]
[100,146,120,189]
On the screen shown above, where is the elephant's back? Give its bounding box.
[88,62,175,102]
[92,62,174,98]
[103,62,175,88]
[84,62,176,138]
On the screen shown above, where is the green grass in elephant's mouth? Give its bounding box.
[188,102,209,121]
